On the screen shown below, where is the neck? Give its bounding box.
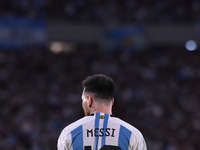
[90,103,112,115]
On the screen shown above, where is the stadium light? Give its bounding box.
[185,40,197,51]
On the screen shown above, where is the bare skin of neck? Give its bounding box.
[90,99,114,115]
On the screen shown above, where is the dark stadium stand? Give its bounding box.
[0,0,200,149]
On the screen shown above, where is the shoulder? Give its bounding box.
[111,116,139,131]
[61,116,94,136]
[110,116,144,139]
[57,116,94,149]
[111,116,147,149]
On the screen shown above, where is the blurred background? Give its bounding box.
[0,0,200,150]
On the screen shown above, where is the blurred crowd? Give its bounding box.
[0,45,200,150]
[0,0,199,150]
[0,0,200,23]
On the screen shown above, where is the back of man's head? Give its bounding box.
[82,74,115,100]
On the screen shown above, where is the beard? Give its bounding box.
[84,108,90,116]
[82,102,90,116]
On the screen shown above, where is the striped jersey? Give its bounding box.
[57,113,147,150]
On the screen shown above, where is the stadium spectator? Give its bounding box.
[0,0,200,23]
[0,45,200,150]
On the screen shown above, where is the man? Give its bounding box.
[57,74,147,150]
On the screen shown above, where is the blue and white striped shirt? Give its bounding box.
[57,113,147,150]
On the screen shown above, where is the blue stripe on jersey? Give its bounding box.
[71,125,83,150]
[118,125,132,150]
[95,113,100,150]
[101,113,109,147]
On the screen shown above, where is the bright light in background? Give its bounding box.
[48,41,75,54]
[185,40,197,51]
[50,42,63,53]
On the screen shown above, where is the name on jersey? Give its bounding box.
[87,128,115,137]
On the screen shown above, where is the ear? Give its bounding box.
[112,98,114,105]
[87,95,93,108]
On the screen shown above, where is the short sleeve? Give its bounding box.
[130,131,147,150]
[57,128,72,150]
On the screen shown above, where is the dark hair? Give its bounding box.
[82,74,115,100]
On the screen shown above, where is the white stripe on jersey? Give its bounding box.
[57,113,147,150]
